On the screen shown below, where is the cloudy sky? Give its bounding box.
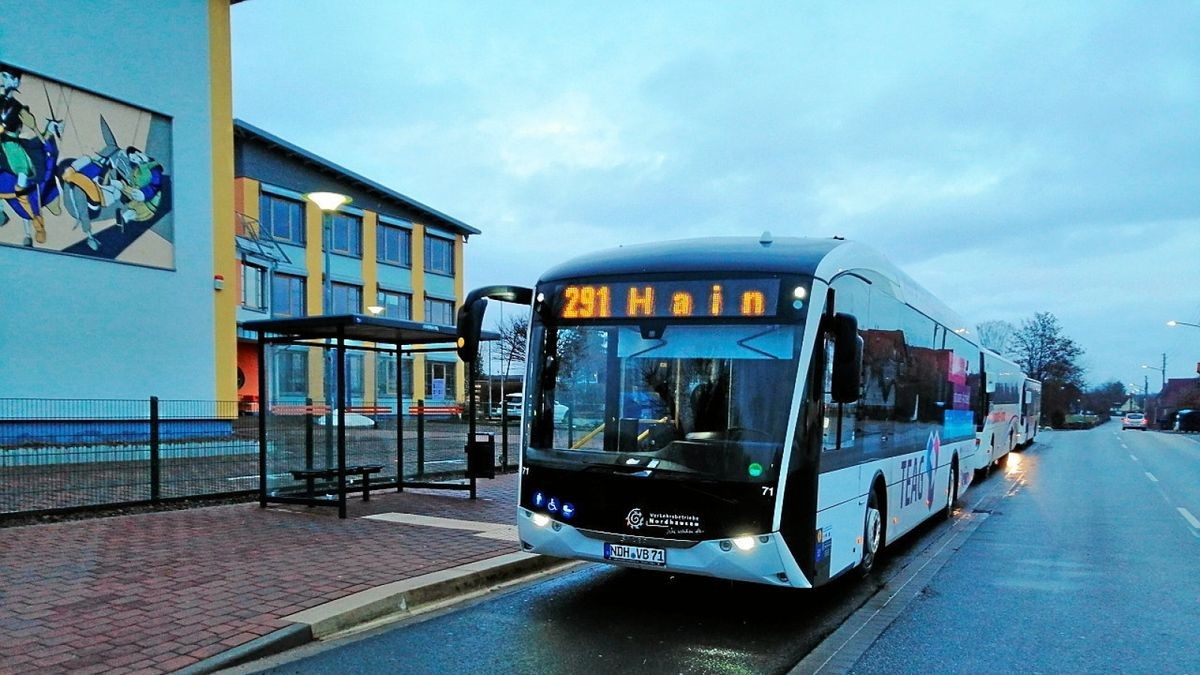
[231,0,1199,388]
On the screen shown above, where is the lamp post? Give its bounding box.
[1141,361,1165,391]
[305,192,350,468]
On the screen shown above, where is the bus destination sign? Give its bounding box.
[557,279,781,320]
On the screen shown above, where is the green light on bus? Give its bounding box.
[748,462,763,477]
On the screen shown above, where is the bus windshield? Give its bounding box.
[525,321,803,483]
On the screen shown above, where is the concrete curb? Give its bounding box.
[181,552,568,674]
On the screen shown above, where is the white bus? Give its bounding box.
[1018,378,1042,446]
[976,350,1026,475]
[458,236,995,588]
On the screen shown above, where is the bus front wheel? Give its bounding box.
[860,489,883,575]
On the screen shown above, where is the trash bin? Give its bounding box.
[466,432,496,479]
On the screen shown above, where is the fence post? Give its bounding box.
[416,399,425,476]
[149,396,161,503]
[304,397,314,470]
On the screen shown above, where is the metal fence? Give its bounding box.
[0,398,521,520]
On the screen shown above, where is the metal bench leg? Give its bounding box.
[362,471,371,502]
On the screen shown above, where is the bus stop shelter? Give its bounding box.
[244,313,486,518]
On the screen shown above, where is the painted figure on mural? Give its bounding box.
[60,117,165,251]
[0,65,65,246]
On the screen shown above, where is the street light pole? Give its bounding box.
[1141,354,1166,392]
[305,192,350,468]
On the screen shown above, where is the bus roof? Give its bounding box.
[538,236,844,282]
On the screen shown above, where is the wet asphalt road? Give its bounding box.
[848,426,1200,673]
[238,448,1015,674]
[236,425,1199,674]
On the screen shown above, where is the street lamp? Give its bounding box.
[305,192,350,466]
[1141,363,1165,390]
[1167,320,1200,329]
[305,191,352,315]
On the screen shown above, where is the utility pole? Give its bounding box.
[1161,352,1167,390]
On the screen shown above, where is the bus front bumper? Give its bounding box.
[517,508,811,588]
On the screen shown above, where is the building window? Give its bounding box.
[274,348,308,398]
[377,222,412,267]
[259,194,304,245]
[327,213,362,257]
[345,353,365,400]
[331,282,363,315]
[425,360,454,401]
[424,297,455,326]
[377,289,412,320]
[425,235,454,275]
[377,354,414,398]
[272,273,306,318]
[241,262,266,312]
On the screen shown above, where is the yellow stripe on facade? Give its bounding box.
[305,202,325,401]
[209,0,237,406]
[411,221,426,401]
[362,210,379,401]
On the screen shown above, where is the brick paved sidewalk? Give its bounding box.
[0,473,523,674]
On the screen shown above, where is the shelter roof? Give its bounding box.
[244,314,463,345]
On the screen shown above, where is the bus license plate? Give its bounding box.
[604,543,666,567]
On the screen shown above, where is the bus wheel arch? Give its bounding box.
[860,475,887,575]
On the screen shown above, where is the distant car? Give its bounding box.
[1121,412,1148,430]
[1178,409,1200,432]
[492,393,569,423]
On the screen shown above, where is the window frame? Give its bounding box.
[424,234,455,276]
[241,261,267,312]
[330,282,363,315]
[377,221,413,268]
[327,212,363,257]
[424,360,454,401]
[424,296,455,326]
[376,288,413,320]
[259,193,305,245]
[274,347,309,398]
[377,354,414,398]
[271,272,307,318]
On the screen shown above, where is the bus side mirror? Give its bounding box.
[831,313,862,404]
[455,297,487,363]
[455,285,535,363]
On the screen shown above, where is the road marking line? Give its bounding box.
[1145,472,1158,482]
[1179,508,1200,530]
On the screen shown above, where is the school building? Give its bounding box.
[0,1,475,411]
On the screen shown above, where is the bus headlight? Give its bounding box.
[532,513,551,527]
[732,536,756,551]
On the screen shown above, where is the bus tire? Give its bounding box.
[941,458,959,520]
[860,486,884,576]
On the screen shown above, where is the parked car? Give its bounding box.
[491,393,570,423]
[1121,412,1148,430]
[1178,409,1200,432]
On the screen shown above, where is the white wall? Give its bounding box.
[0,1,220,400]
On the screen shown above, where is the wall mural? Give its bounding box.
[0,63,173,269]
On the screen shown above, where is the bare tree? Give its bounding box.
[975,320,1016,353]
[1009,312,1085,427]
[496,313,530,406]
